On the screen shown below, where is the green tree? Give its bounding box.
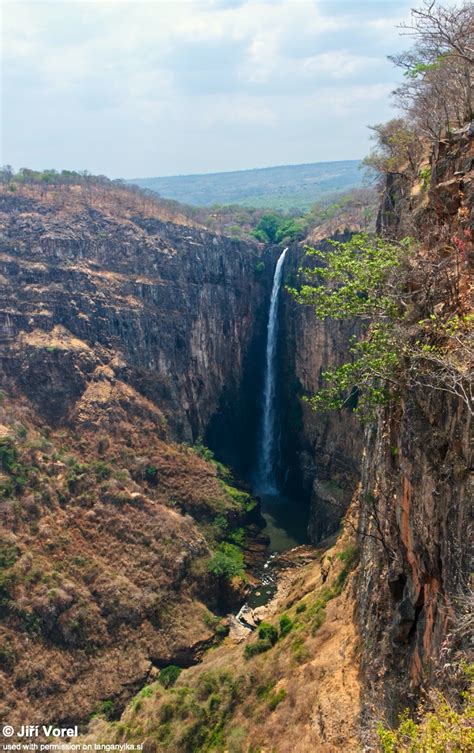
[289,234,408,415]
[207,543,244,580]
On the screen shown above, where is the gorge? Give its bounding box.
[0,122,472,752]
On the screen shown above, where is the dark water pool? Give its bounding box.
[259,492,309,552]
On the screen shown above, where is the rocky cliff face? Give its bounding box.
[0,185,273,729]
[356,125,473,725]
[0,189,273,447]
[279,236,363,543]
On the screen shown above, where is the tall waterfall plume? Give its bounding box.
[255,247,288,494]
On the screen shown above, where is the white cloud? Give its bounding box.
[1,0,412,175]
[302,51,381,80]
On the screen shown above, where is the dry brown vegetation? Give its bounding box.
[79,527,361,753]
[0,385,253,730]
[0,180,198,228]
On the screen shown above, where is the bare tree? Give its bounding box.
[397,0,474,65]
[390,1,474,136]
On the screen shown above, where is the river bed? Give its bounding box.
[237,492,310,624]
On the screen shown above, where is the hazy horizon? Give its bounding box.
[131,155,361,181]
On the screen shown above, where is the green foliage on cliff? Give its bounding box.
[377,663,474,752]
[291,234,406,319]
[291,232,473,417]
[289,234,408,415]
[207,542,245,580]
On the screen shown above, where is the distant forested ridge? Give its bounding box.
[128,159,364,210]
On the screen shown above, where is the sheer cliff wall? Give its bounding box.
[0,192,274,451]
[278,238,364,543]
[356,126,473,722]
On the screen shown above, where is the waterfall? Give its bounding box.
[255,247,288,494]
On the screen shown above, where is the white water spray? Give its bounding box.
[255,247,288,494]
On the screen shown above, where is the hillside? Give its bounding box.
[0,180,274,728]
[129,160,364,210]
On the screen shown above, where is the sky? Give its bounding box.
[1,0,416,178]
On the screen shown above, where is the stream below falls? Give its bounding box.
[238,493,309,621]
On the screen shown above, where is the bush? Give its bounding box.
[268,688,286,711]
[99,699,115,720]
[208,543,244,580]
[159,665,182,688]
[0,543,19,569]
[93,461,112,481]
[0,645,16,671]
[279,614,293,637]
[144,465,158,484]
[244,639,273,659]
[258,622,278,646]
[192,442,214,462]
[377,675,474,753]
[0,437,17,473]
[334,546,359,594]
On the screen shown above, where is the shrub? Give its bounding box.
[99,699,115,720]
[93,461,112,481]
[268,688,286,711]
[208,543,244,580]
[377,679,474,753]
[159,665,182,688]
[279,614,293,637]
[192,442,214,462]
[0,645,16,671]
[311,608,327,635]
[244,639,273,659]
[419,165,432,190]
[256,680,276,699]
[144,465,159,484]
[0,543,19,569]
[0,437,17,473]
[296,603,307,614]
[258,622,278,646]
[159,702,175,723]
[334,546,359,594]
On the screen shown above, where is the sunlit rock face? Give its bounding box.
[0,193,273,444]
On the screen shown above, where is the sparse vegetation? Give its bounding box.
[377,663,474,752]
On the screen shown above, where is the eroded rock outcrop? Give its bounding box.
[0,189,273,445]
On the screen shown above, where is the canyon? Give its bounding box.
[0,123,472,752]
